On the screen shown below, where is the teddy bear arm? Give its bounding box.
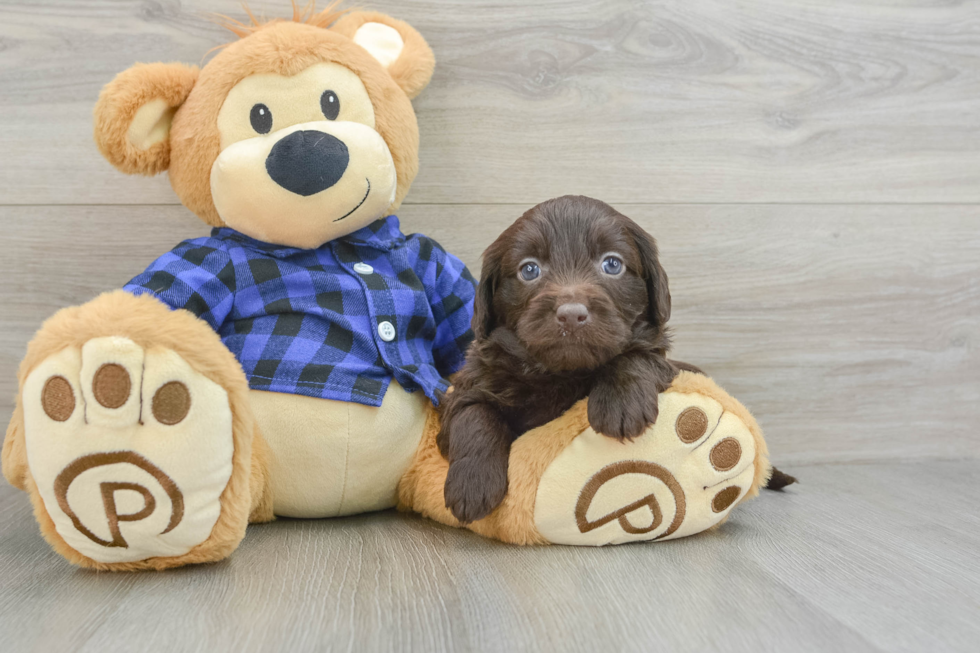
[407,235,479,379]
[122,240,237,332]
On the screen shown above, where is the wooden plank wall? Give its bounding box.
[1,0,978,464]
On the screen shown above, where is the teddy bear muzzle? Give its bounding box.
[210,119,398,249]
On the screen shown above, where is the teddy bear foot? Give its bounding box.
[534,386,764,545]
[398,372,771,547]
[18,335,243,569]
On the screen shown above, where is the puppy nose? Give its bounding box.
[265,130,349,196]
[556,303,590,329]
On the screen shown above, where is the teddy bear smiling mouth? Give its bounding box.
[333,178,371,222]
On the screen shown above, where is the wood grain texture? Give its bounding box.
[0,0,979,205]
[1,203,977,464]
[0,461,977,653]
[1,2,979,651]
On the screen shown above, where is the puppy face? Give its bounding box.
[476,196,671,372]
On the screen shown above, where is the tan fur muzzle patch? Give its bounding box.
[210,62,397,248]
[211,120,396,248]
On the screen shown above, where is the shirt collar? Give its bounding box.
[211,216,404,258]
[342,216,405,251]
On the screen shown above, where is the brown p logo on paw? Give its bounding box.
[534,391,760,546]
[53,451,184,549]
[574,461,686,539]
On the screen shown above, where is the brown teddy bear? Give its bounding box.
[2,5,771,570]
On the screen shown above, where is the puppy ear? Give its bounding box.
[628,222,672,329]
[93,62,198,176]
[473,247,502,340]
[331,12,435,99]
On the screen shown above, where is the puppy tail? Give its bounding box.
[765,466,798,491]
[668,359,705,376]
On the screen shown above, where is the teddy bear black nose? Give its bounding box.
[265,130,349,197]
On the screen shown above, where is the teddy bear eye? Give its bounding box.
[249,103,272,134]
[320,90,340,120]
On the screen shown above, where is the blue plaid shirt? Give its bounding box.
[123,217,476,407]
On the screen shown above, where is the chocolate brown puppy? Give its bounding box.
[437,196,680,524]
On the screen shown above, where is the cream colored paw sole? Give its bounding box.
[534,391,757,546]
[22,337,234,564]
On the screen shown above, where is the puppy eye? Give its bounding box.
[250,103,273,134]
[601,256,624,276]
[519,261,541,282]
[320,90,340,120]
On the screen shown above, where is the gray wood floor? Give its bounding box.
[1,461,977,653]
[1,1,978,651]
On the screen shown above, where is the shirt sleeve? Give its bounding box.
[413,236,477,377]
[122,239,236,331]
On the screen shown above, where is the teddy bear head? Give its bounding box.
[93,6,434,249]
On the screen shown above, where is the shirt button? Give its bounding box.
[378,321,396,342]
[353,262,374,275]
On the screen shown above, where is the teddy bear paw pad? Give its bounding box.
[21,337,235,564]
[533,391,757,545]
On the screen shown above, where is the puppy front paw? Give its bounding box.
[588,381,659,441]
[444,458,508,524]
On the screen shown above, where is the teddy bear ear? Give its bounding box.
[93,62,199,175]
[331,12,435,99]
